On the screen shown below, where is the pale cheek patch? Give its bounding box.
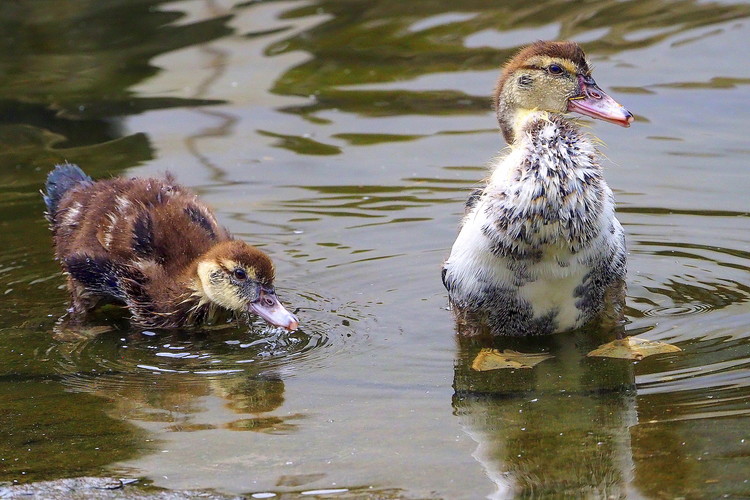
[197,261,245,311]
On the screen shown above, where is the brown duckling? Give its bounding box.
[43,163,298,331]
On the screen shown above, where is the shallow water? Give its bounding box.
[1,0,749,498]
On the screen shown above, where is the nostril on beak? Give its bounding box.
[589,90,602,99]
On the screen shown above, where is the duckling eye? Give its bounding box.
[548,64,563,75]
[232,268,247,281]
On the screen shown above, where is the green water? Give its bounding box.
[1,0,749,498]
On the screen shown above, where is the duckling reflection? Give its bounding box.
[210,375,304,433]
[96,371,297,434]
[54,330,302,434]
[453,333,640,498]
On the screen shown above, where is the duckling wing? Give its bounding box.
[64,253,166,324]
[64,254,129,302]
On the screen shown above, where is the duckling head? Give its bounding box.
[194,241,298,330]
[494,40,634,143]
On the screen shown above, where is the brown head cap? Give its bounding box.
[200,240,276,286]
[497,41,590,92]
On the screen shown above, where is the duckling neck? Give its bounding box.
[175,274,214,324]
[496,83,550,144]
[497,101,560,145]
[161,281,216,327]
[496,95,517,144]
[126,269,213,328]
[485,109,605,252]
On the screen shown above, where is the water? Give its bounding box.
[1,0,749,498]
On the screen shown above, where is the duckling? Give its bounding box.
[442,41,633,337]
[44,163,298,331]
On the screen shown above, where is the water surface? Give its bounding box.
[1,0,749,498]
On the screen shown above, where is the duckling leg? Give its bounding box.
[66,276,101,317]
[52,279,115,340]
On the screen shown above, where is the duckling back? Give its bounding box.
[47,164,231,275]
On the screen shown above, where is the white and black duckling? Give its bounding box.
[44,163,299,331]
[442,41,634,337]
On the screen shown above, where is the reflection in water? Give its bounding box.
[450,211,750,495]
[183,2,239,182]
[42,291,365,436]
[50,328,316,435]
[0,1,229,116]
[96,371,296,435]
[453,334,638,497]
[0,0,232,198]
[452,249,750,498]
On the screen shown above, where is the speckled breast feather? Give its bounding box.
[443,113,626,335]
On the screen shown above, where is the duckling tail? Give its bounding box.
[43,163,92,218]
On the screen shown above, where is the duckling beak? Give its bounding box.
[567,75,634,127]
[249,287,299,331]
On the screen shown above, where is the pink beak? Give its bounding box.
[248,288,299,331]
[567,75,634,127]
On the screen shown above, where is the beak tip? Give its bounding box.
[619,112,634,128]
[286,317,299,331]
[248,291,300,332]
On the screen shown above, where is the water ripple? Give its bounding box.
[47,287,369,398]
